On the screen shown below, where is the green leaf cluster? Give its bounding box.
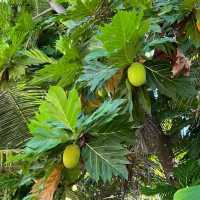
[28,37,81,87]
[16,85,129,182]
[98,11,149,67]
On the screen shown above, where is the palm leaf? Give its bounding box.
[32,0,50,17]
[0,86,45,149]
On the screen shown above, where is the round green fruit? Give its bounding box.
[63,144,80,169]
[128,63,146,87]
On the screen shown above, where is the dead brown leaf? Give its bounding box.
[32,166,62,200]
[105,69,123,96]
[172,49,191,77]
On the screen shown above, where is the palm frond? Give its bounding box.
[32,0,50,17]
[0,86,45,149]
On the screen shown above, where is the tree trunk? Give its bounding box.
[140,114,175,185]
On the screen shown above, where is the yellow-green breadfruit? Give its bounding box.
[63,144,80,169]
[128,63,146,87]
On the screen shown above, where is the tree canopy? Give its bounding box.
[0,0,200,200]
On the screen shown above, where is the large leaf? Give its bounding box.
[82,137,129,182]
[31,56,80,87]
[80,99,125,131]
[29,37,80,87]
[10,11,33,50]
[25,49,55,64]
[55,36,79,58]
[141,184,176,199]
[185,19,200,48]
[25,86,81,154]
[30,86,81,133]
[98,11,149,67]
[174,185,200,200]
[67,0,101,19]
[78,61,118,92]
[0,11,33,80]
[26,122,69,153]
[87,114,135,145]
[144,37,176,53]
[146,61,197,99]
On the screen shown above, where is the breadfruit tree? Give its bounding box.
[0,0,200,200]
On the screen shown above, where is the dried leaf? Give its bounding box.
[105,69,123,96]
[32,166,62,200]
[81,94,101,111]
[172,49,191,77]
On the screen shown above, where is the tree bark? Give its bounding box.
[140,114,175,185]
